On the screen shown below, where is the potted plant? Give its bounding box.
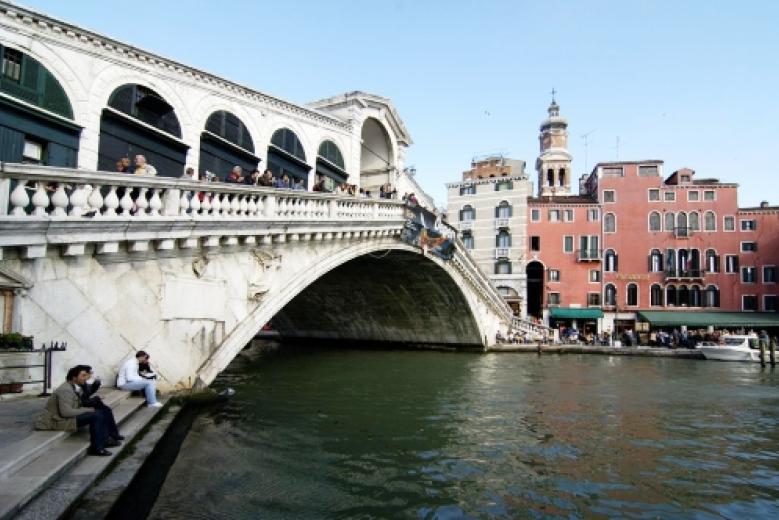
[0,332,24,350]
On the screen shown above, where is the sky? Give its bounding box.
[17,0,779,207]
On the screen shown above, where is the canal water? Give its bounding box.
[149,346,779,519]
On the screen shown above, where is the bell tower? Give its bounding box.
[536,90,573,196]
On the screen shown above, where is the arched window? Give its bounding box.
[666,285,677,306]
[665,212,675,231]
[649,249,663,272]
[704,285,720,308]
[496,230,511,248]
[559,168,566,186]
[461,231,474,250]
[666,248,676,275]
[495,258,512,275]
[495,201,512,219]
[649,211,661,231]
[689,249,701,275]
[689,211,700,231]
[704,211,716,231]
[705,249,720,273]
[676,212,688,231]
[678,285,690,307]
[316,140,347,191]
[0,44,79,167]
[650,284,664,306]
[100,83,187,175]
[547,169,554,187]
[678,249,689,275]
[199,110,258,181]
[460,205,475,221]
[604,249,618,272]
[268,128,310,184]
[627,283,638,306]
[604,284,617,306]
[604,213,616,233]
[690,285,702,307]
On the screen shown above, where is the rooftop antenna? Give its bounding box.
[581,129,596,173]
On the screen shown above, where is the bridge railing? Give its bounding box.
[0,163,405,222]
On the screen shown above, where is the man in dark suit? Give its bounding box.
[35,366,119,456]
[76,365,124,443]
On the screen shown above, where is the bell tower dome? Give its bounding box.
[536,90,573,196]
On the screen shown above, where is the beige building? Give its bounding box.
[446,155,532,316]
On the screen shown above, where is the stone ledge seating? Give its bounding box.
[0,388,165,520]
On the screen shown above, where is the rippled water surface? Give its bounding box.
[150,347,779,519]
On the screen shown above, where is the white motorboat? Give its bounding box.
[698,335,762,362]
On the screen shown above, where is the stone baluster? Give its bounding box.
[239,195,248,216]
[51,184,69,217]
[220,193,231,216]
[119,187,134,215]
[31,182,49,217]
[162,188,180,216]
[104,186,119,216]
[180,191,191,215]
[9,180,29,216]
[210,192,221,216]
[372,201,379,220]
[135,188,149,216]
[263,194,276,218]
[246,195,256,216]
[200,192,211,216]
[328,199,336,219]
[148,188,162,216]
[189,192,201,215]
[231,194,242,216]
[68,184,89,217]
[88,185,104,217]
[254,195,263,216]
[277,197,287,217]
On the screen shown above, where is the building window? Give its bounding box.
[741,241,758,252]
[649,212,661,231]
[704,285,720,308]
[664,212,675,231]
[627,283,638,306]
[548,269,561,282]
[603,167,623,176]
[604,249,618,272]
[588,209,600,221]
[22,139,44,164]
[588,293,601,306]
[704,211,716,231]
[603,190,615,203]
[763,266,777,283]
[563,235,574,253]
[724,216,735,231]
[564,209,574,222]
[688,212,700,231]
[705,249,720,273]
[688,190,700,201]
[531,208,540,221]
[742,295,758,311]
[590,270,601,283]
[704,190,716,201]
[604,284,616,306]
[650,284,663,306]
[666,285,677,306]
[725,255,739,273]
[664,191,676,202]
[495,259,512,275]
[579,235,599,260]
[549,209,560,222]
[764,295,777,312]
[648,189,660,201]
[461,232,474,250]
[495,180,512,191]
[1,47,22,82]
[460,205,475,221]
[459,184,476,196]
[530,236,540,251]
[548,293,561,306]
[639,165,659,176]
[496,230,511,248]
[495,201,512,219]
[740,219,757,231]
[603,213,616,233]
[649,249,663,272]
[742,267,757,283]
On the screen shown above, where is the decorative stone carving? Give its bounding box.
[192,254,210,278]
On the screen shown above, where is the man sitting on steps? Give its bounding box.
[117,351,162,408]
[35,366,120,456]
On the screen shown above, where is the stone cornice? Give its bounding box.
[0,1,350,131]
[446,175,529,189]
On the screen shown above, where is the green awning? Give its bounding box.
[637,311,779,328]
[549,308,604,319]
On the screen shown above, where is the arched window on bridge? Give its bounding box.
[199,110,258,182]
[626,283,638,306]
[316,140,347,192]
[98,83,188,176]
[494,258,512,275]
[650,284,663,306]
[268,127,310,187]
[0,44,80,167]
[459,205,475,221]
[495,200,512,219]
[604,283,616,306]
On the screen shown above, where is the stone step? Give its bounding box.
[0,392,150,520]
[0,389,130,479]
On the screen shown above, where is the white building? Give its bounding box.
[446,156,532,316]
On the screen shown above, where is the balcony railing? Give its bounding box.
[577,249,602,261]
[673,226,693,238]
[458,221,474,231]
[495,247,511,259]
[494,218,510,229]
[665,268,704,279]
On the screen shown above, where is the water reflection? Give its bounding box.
[150,347,779,519]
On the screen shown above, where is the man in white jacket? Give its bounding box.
[117,351,162,407]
